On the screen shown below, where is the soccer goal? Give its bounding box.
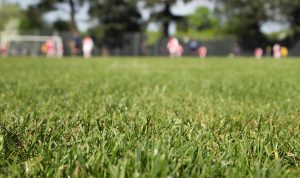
[0,35,63,57]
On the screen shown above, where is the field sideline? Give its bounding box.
[0,57,299,177]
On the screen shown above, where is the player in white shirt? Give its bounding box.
[82,36,94,58]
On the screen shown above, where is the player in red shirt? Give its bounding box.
[44,38,56,57]
[0,43,9,57]
[198,46,207,58]
[175,44,184,57]
[254,47,263,59]
[167,36,179,58]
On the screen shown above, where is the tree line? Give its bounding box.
[1,0,300,50]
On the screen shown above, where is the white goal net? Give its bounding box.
[0,35,63,57]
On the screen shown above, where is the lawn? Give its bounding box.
[0,57,299,177]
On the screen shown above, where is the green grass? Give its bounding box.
[0,57,299,177]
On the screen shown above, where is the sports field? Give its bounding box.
[0,57,299,177]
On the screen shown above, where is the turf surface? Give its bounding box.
[0,57,299,177]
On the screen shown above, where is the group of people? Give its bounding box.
[42,35,94,58]
[167,36,290,59]
[254,44,289,59]
[166,36,184,58]
[166,36,207,58]
[40,34,291,59]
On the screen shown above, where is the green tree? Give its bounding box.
[217,0,271,49]
[18,6,43,33]
[36,0,84,32]
[278,1,300,43]
[188,7,219,31]
[52,20,70,32]
[144,0,191,37]
[0,3,22,31]
[88,0,143,48]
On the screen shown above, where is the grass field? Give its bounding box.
[0,57,299,177]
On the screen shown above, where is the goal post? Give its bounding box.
[0,35,63,57]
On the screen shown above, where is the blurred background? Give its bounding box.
[0,0,300,57]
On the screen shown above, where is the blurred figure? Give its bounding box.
[280,46,288,58]
[233,43,241,57]
[266,46,272,57]
[82,36,94,58]
[254,47,263,59]
[0,43,9,57]
[139,41,147,55]
[198,46,207,58]
[43,38,56,57]
[273,43,281,59]
[167,36,179,58]
[175,44,184,57]
[188,38,199,54]
[101,46,109,56]
[70,32,81,56]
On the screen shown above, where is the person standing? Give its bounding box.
[167,36,179,58]
[198,46,207,58]
[44,38,56,57]
[175,44,184,57]
[70,32,81,56]
[266,46,272,57]
[0,42,9,57]
[254,47,263,59]
[280,46,288,58]
[233,43,241,57]
[188,38,199,55]
[273,43,281,59]
[82,36,94,58]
